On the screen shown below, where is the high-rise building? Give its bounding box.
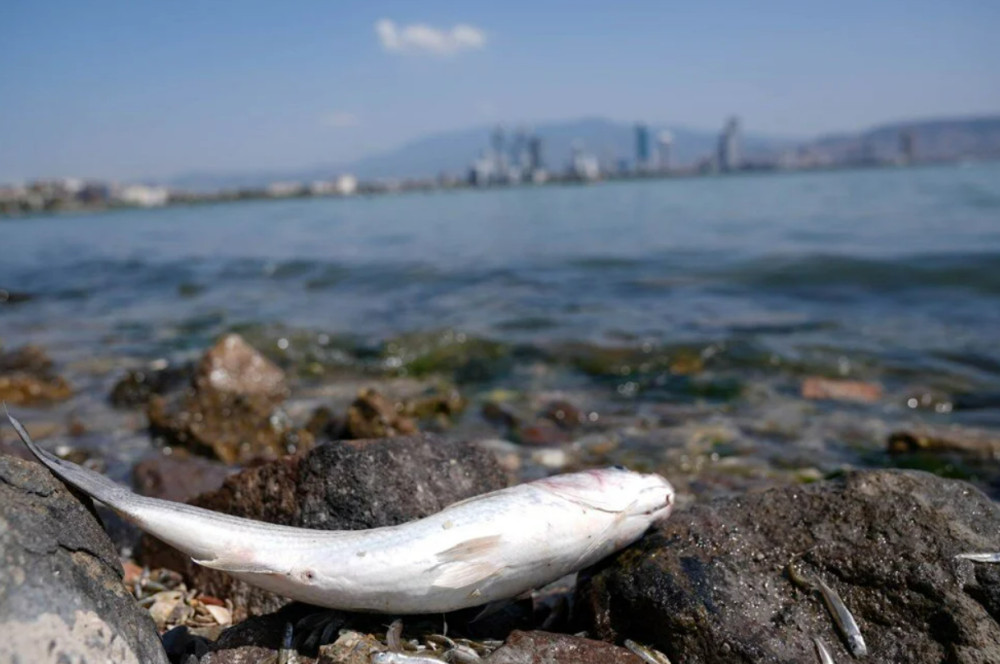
[900,130,916,165]
[718,117,742,172]
[635,123,651,171]
[528,135,544,172]
[657,131,673,172]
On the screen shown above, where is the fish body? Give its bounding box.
[7,412,673,614]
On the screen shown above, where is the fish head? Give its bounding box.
[537,466,675,524]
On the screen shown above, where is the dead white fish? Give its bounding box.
[6,411,673,614]
[813,637,835,664]
[788,560,867,658]
[372,652,446,664]
[955,552,1000,563]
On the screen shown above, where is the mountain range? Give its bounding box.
[167,114,1000,191]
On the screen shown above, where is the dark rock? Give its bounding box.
[0,454,168,663]
[342,387,418,439]
[133,452,234,503]
[110,362,193,409]
[0,288,32,304]
[305,405,342,440]
[540,400,583,430]
[0,344,73,405]
[482,400,521,430]
[517,421,572,447]
[485,630,644,663]
[577,470,1000,663]
[139,434,510,619]
[888,424,1000,457]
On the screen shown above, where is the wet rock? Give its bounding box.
[342,387,418,439]
[139,434,509,619]
[482,400,522,430]
[801,376,883,403]
[133,452,234,504]
[485,630,644,663]
[889,424,1000,458]
[0,344,73,405]
[517,421,572,447]
[382,330,514,383]
[577,470,1000,663]
[110,362,193,408]
[196,333,289,404]
[147,334,310,464]
[0,454,168,663]
[0,288,32,304]
[540,400,583,430]
[148,390,313,464]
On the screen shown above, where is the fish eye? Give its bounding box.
[612,464,626,471]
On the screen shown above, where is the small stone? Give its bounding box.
[318,630,383,664]
[204,604,232,627]
[801,377,883,403]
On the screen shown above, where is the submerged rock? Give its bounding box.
[0,454,168,663]
[0,344,73,405]
[139,434,509,619]
[888,424,1000,458]
[485,630,644,663]
[110,361,193,409]
[577,470,1000,663]
[801,376,883,403]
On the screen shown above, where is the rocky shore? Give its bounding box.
[3,333,1000,662]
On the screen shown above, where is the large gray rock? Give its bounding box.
[139,434,510,620]
[0,454,168,663]
[485,630,645,663]
[577,470,1000,663]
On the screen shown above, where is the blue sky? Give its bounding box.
[2,0,998,182]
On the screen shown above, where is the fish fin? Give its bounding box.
[437,535,503,562]
[574,504,631,567]
[470,599,514,623]
[431,560,505,589]
[192,554,281,575]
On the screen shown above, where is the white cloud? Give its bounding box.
[322,111,359,128]
[375,19,486,56]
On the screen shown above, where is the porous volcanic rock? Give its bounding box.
[139,434,510,619]
[485,630,645,664]
[0,454,168,663]
[577,469,1000,663]
[133,452,234,503]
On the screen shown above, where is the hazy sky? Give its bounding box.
[2,0,998,182]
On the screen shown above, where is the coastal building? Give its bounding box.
[656,131,673,172]
[570,141,600,181]
[115,184,169,207]
[635,123,651,172]
[718,117,742,172]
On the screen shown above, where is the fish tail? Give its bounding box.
[5,407,132,508]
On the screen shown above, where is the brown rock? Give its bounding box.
[132,453,234,503]
[540,400,583,430]
[0,345,72,405]
[517,421,572,447]
[138,434,509,619]
[485,630,644,664]
[888,424,1000,457]
[196,333,288,405]
[801,376,883,403]
[343,387,418,439]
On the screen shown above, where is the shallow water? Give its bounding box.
[3,163,1000,494]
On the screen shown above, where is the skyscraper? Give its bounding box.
[657,131,673,172]
[528,135,543,172]
[718,117,742,172]
[635,123,650,172]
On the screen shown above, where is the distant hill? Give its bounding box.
[806,115,1000,163]
[166,114,1000,190]
[167,117,795,190]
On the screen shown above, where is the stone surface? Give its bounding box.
[485,630,644,664]
[342,387,418,439]
[110,362,192,409]
[139,434,510,619]
[577,469,1000,663]
[133,452,234,503]
[801,376,883,403]
[196,333,288,404]
[146,333,310,464]
[0,344,73,405]
[0,454,168,663]
[888,424,1000,457]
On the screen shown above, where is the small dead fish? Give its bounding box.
[624,639,673,664]
[372,652,446,664]
[443,643,481,663]
[813,637,835,664]
[386,619,404,651]
[788,561,867,658]
[955,552,1000,563]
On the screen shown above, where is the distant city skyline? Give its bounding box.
[2,1,999,182]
